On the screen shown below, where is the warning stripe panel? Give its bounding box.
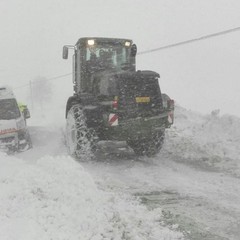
[109,114,118,126]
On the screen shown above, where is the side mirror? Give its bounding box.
[131,44,137,57]
[23,107,30,119]
[62,46,69,59]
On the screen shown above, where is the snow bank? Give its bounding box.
[163,105,240,176]
[0,152,183,240]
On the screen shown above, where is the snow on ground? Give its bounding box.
[1,104,240,239]
[0,154,183,239]
[164,105,240,177]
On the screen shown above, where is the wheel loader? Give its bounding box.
[63,37,174,157]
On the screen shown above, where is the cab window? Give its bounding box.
[0,99,21,120]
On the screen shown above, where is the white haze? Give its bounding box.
[0,0,240,116]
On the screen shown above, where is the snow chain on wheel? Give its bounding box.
[128,130,165,157]
[146,130,165,157]
[66,104,95,159]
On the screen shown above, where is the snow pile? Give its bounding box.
[164,105,240,176]
[0,152,183,240]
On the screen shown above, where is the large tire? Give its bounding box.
[66,105,95,159]
[128,130,165,157]
[18,129,32,152]
[161,93,170,109]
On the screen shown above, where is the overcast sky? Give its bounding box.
[1,0,240,116]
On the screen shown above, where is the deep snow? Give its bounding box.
[0,153,184,240]
[165,105,240,177]
[1,105,240,239]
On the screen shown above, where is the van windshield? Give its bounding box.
[0,99,21,120]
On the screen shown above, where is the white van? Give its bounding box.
[0,86,32,152]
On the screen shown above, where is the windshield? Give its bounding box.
[86,44,130,71]
[0,99,21,120]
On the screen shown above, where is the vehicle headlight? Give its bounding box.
[125,41,131,47]
[87,39,95,46]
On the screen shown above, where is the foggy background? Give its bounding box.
[1,0,240,117]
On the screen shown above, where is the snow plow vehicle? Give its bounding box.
[0,86,32,152]
[63,37,174,157]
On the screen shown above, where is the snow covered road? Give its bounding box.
[78,106,240,239]
[1,106,240,239]
[82,152,240,239]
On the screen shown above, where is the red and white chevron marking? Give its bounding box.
[108,114,118,126]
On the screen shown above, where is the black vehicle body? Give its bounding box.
[63,38,174,157]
